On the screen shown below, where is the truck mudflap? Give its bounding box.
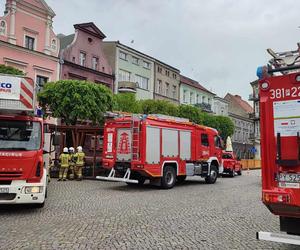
[257,231,300,246]
[96,168,138,184]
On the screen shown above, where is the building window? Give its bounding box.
[143,61,150,69]
[190,92,194,104]
[36,75,48,91]
[135,75,149,90]
[79,52,86,66]
[132,57,139,65]
[119,69,131,82]
[172,85,177,99]
[183,90,187,103]
[202,96,206,103]
[172,73,177,79]
[157,79,162,93]
[51,39,57,50]
[157,66,162,73]
[0,20,6,36]
[165,70,170,77]
[92,57,99,70]
[119,51,127,60]
[165,82,170,96]
[25,36,35,50]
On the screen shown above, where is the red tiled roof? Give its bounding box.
[226,93,253,113]
[180,75,215,95]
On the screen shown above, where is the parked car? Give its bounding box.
[222,151,242,177]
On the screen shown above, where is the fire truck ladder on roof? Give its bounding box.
[257,43,300,79]
[131,118,140,161]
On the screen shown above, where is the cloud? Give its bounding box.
[2,0,300,101]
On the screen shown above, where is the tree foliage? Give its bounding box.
[0,64,24,76]
[202,113,234,140]
[106,93,235,139]
[113,93,141,113]
[38,80,113,125]
[177,104,204,124]
[140,99,178,116]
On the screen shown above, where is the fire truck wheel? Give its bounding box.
[161,166,176,189]
[205,165,218,184]
[230,169,235,178]
[237,170,242,176]
[176,175,186,183]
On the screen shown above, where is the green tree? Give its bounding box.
[0,64,24,76]
[202,113,234,140]
[38,80,113,125]
[139,99,178,116]
[177,104,204,124]
[113,93,141,113]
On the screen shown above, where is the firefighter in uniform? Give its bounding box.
[58,147,70,181]
[74,146,85,181]
[68,147,75,180]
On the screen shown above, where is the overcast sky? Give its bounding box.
[3,0,300,101]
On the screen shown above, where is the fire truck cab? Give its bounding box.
[256,45,300,245]
[97,114,224,189]
[0,74,58,207]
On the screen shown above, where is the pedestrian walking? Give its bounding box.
[68,147,75,180]
[74,146,85,181]
[58,147,70,181]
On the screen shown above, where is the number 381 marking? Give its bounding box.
[270,87,300,100]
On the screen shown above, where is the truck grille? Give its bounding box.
[0,172,22,178]
[0,193,16,201]
[0,181,12,185]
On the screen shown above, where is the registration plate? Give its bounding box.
[0,187,9,193]
[279,182,300,189]
[278,173,300,183]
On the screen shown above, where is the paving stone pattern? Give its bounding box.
[0,170,299,249]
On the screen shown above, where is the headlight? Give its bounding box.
[24,186,43,194]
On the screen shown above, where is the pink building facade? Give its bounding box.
[59,23,114,89]
[0,0,59,88]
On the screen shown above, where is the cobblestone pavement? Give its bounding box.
[0,170,299,250]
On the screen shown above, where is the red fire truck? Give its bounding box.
[222,151,242,177]
[97,114,224,189]
[0,74,57,207]
[256,45,300,245]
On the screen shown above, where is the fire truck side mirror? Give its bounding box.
[52,134,60,146]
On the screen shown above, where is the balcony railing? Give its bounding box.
[194,103,212,112]
[118,81,137,93]
[249,112,260,120]
[249,93,259,101]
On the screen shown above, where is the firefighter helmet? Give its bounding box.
[63,147,68,153]
[77,146,83,152]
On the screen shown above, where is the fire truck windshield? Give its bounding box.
[0,120,41,151]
